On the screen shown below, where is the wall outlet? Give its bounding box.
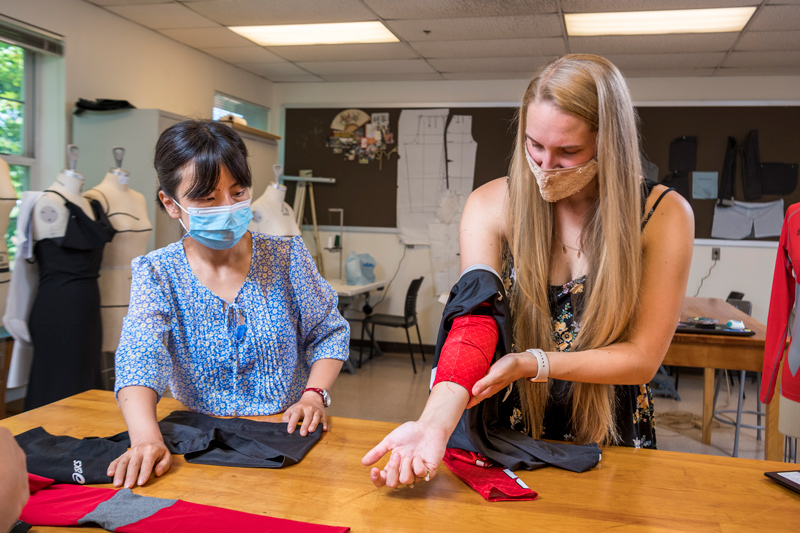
[711,247,720,261]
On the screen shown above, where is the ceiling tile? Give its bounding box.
[442,71,534,80]
[106,3,216,29]
[723,50,800,68]
[269,43,418,62]
[234,61,311,77]
[298,59,437,75]
[201,46,285,63]
[429,56,553,73]
[319,73,445,82]
[410,37,565,59]
[84,0,172,5]
[362,0,557,19]
[560,0,761,12]
[604,52,725,69]
[736,30,800,51]
[570,33,738,55]
[183,0,376,26]
[715,66,800,76]
[270,75,325,83]
[385,14,563,42]
[158,27,253,48]
[748,5,800,32]
[621,68,716,78]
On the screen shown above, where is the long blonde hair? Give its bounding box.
[507,54,643,445]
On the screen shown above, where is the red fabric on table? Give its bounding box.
[443,449,538,502]
[21,474,349,532]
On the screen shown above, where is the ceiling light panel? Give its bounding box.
[565,7,757,36]
[230,21,399,46]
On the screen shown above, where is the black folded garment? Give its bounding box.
[109,411,323,469]
[73,98,135,115]
[15,427,128,484]
[16,411,323,484]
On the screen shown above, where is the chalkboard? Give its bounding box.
[284,107,517,228]
[284,106,800,237]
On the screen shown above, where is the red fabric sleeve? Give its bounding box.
[443,449,537,502]
[432,311,498,397]
[762,207,796,403]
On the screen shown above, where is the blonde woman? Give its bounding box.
[363,54,694,488]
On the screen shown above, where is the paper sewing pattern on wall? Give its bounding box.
[326,109,397,167]
[397,110,477,293]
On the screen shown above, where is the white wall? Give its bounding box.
[275,76,800,344]
[0,0,273,189]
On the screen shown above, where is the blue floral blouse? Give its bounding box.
[114,233,350,416]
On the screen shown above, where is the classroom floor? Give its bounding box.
[329,350,772,461]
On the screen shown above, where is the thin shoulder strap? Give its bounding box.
[85,188,111,212]
[42,189,69,203]
[641,187,675,230]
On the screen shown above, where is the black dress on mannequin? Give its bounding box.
[25,191,116,410]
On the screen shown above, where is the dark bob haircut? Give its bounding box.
[154,119,251,209]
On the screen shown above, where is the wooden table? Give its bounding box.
[3,390,799,532]
[663,297,780,460]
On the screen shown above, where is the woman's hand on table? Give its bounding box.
[107,439,172,488]
[282,392,327,436]
[361,421,448,488]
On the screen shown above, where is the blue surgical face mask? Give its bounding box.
[173,197,253,250]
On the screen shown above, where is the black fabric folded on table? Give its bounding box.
[109,410,323,468]
[16,410,323,484]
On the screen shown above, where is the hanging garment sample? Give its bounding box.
[762,202,800,404]
[20,474,349,532]
[710,199,784,239]
[429,115,477,293]
[25,191,115,410]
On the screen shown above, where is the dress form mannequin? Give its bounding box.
[84,148,152,357]
[249,182,301,236]
[24,145,115,410]
[31,146,95,241]
[779,395,800,439]
[0,158,18,327]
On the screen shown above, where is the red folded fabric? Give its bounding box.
[433,308,498,397]
[22,474,349,532]
[443,449,537,502]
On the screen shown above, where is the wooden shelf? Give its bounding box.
[219,119,281,141]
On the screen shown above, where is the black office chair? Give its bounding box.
[359,277,426,373]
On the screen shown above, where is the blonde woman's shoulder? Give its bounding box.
[642,184,694,243]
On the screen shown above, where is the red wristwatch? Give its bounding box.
[302,388,331,407]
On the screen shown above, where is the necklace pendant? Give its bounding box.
[562,244,567,255]
[577,250,581,258]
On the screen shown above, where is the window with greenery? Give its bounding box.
[213,92,270,131]
[0,42,29,258]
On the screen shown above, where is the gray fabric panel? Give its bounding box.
[711,199,784,239]
[692,171,718,199]
[78,489,177,530]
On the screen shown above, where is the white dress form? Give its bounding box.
[0,158,17,327]
[249,182,301,236]
[779,395,800,440]
[31,170,95,241]
[84,169,152,353]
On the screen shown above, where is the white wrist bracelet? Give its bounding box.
[526,349,550,383]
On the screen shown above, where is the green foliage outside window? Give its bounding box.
[0,42,27,259]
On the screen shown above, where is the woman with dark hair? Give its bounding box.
[109,120,349,488]
[363,54,694,488]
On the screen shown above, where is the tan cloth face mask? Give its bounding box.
[525,147,598,202]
